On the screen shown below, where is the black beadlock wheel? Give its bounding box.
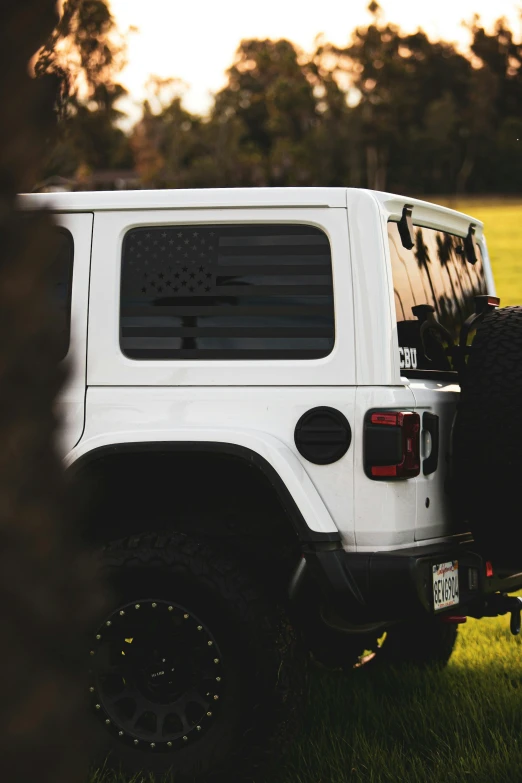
[453,305,522,562]
[90,533,307,782]
[91,599,225,752]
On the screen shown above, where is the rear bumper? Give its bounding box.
[303,541,522,623]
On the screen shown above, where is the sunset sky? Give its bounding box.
[109,0,521,117]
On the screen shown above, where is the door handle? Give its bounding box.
[423,412,439,475]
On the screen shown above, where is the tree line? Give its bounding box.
[38,1,522,195]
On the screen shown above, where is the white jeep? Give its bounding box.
[20,187,522,781]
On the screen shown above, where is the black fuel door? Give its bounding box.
[294,407,352,465]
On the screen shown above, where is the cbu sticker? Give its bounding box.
[399,347,417,370]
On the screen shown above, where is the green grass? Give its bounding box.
[90,616,522,783]
[90,200,522,783]
[276,615,522,783]
[442,199,522,306]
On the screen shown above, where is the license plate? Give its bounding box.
[432,560,459,611]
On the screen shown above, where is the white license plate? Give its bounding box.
[432,560,459,611]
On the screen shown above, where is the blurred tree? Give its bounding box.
[131,76,209,187]
[133,38,358,189]
[0,3,104,783]
[212,38,319,184]
[32,3,522,195]
[36,0,132,182]
[326,2,478,193]
[468,16,522,193]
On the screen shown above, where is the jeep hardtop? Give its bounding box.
[19,187,522,781]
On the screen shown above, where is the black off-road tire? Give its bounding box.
[89,533,306,782]
[453,306,522,561]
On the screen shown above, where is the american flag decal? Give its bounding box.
[121,223,335,360]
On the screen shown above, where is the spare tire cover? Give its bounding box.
[453,306,522,561]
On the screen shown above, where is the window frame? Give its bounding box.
[118,221,336,362]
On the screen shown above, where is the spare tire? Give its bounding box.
[453,306,522,563]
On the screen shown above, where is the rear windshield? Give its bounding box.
[388,221,487,377]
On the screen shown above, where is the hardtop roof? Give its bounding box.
[17,187,483,236]
[18,187,348,211]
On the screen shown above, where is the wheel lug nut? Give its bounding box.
[183,735,188,742]
[106,620,112,627]
[207,641,213,646]
[89,687,95,693]
[118,731,124,737]
[216,677,221,682]
[95,704,101,710]
[183,613,189,619]
[196,725,201,731]
[135,604,140,610]
[133,739,139,745]
[152,603,157,608]
[95,634,101,640]
[150,742,155,748]
[105,719,110,725]
[197,625,203,631]
[213,695,219,700]
[207,711,212,717]
[90,650,95,656]
[167,741,172,747]
[214,658,219,664]
[119,610,125,616]
[168,606,173,611]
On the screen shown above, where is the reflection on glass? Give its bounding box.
[388,222,487,374]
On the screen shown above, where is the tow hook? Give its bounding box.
[476,594,522,636]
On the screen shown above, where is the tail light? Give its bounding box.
[364,411,421,480]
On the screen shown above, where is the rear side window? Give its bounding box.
[51,228,74,361]
[120,223,335,360]
[388,222,487,376]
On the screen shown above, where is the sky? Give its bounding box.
[109,0,522,119]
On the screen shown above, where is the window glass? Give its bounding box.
[120,224,335,360]
[388,222,487,375]
[51,228,74,360]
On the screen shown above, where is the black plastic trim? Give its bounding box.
[398,205,415,250]
[464,223,478,265]
[422,412,439,475]
[68,441,341,544]
[55,227,74,361]
[400,369,459,382]
[305,540,486,622]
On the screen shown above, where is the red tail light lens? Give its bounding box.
[364,411,421,480]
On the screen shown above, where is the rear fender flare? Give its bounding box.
[65,429,340,543]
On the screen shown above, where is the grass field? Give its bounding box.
[445,199,522,306]
[277,614,522,783]
[91,200,522,783]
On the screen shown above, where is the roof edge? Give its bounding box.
[17,187,348,212]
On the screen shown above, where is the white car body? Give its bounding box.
[20,187,494,554]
